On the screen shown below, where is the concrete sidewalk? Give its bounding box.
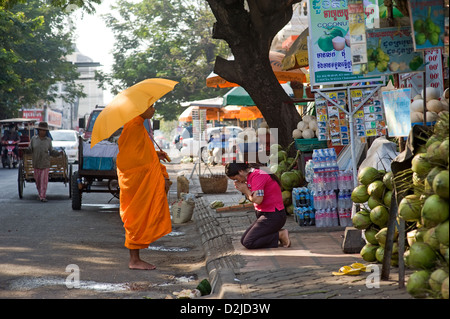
[183,167,413,299]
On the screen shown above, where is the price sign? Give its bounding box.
[399,48,443,97]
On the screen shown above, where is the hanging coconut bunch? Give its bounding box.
[393,112,449,299]
[410,87,449,124]
[292,115,318,139]
[267,142,304,215]
[350,166,399,266]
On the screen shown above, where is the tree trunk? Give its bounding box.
[206,0,302,148]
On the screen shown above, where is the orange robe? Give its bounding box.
[116,116,171,250]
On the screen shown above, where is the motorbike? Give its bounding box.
[1,140,19,168]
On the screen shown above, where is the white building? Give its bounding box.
[47,47,104,130]
[271,2,309,53]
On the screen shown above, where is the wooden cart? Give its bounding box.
[71,136,119,210]
[18,150,72,199]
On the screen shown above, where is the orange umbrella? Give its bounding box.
[221,105,263,121]
[206,51,307,88]
[178,106,224,122]
[91,78,178,147]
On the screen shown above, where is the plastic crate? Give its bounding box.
[295,138,328,152]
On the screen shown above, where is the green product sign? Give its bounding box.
[308,0,382,85]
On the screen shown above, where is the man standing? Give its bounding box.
[116,104,171,270]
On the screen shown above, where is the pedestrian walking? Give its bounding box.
[116,104,172,270]
[225,162,290,249]
[26,122,62,202]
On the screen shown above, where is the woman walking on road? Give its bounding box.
[26,122,62,202]
[225,162,290,249]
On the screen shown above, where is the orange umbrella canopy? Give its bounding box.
[91,78,178,147]
[206,51,307,88]
[221,105,263,121]
[178,106,224,122]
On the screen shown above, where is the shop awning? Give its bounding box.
[206,51,307,88]
[222,83,294,106]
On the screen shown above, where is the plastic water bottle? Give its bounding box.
[304,207,311,226]
[309,207,315,226]
[298,208,305,226]
[344,190,352,209]
[312,150,319,167]
[332,208,339,226]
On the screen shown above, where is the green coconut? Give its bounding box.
[432,170,449,199]
[286,204,294,215]
[282,190,292,206]
[351,185,370,203]
[375,227,398,246]
[442,277,449,299]
[425,167,444,192]
[352,210,372,230]
[368,195,383,209]
[426,141,442,160]
[375,246,384,263]
[415,227,427,242]
[404,249,411,267]
[437,139,449,164]
[364,228,379,245]
[370,205,389,228]
[407,270,431,298]
[382,171,394,190]
[358,166,382,186]
[367,180,386,199]
[398,195,422,222]
[277,150,288,163]
[408,242,438,269]
[280,171,300,191]
[423,227,440,251]
[421,194,450,228]
[426,135,440,148]
[411,153,434,176]
[360,243,379,262]
[429,269,448,293]
[270,144,283,154]
[383,190,392,208]
[436,220,449,246]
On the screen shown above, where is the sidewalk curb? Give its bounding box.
[193,197,245,299]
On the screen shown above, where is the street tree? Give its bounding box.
[205,0,303,148]
[0,0,96,118]
[95,0,231,121]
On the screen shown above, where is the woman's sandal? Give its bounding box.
[332,263,367,276]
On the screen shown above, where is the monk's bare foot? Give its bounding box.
[128,249,156,270]
[279,229,291,248]
[129,259,156,270]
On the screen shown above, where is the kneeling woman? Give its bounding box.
[225,163,290,249]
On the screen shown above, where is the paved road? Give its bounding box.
[0,162,208,299]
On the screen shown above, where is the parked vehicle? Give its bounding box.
[180,126,243,161]
[81,105,105,141]
[173,126,193,150]
[1,140,19,168]
[50,130,79,164]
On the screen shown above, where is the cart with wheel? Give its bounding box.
[71,136,119,210]
[18,149,72,199]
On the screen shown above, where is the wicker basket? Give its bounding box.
[199,174,228,194]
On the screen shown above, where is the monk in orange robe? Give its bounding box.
[116,105,172,270]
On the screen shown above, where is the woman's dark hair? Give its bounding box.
[225,162,249,177]
[224,162,281,187]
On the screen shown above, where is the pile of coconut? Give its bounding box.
[410,87,449,124]
[292,115,318,140]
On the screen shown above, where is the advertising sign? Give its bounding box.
[409,0,445,51]
[308,0,382,85]
[399,48,444,97]
[382,88,412,137]
[365,27,425,76]
[21,109,44,122]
